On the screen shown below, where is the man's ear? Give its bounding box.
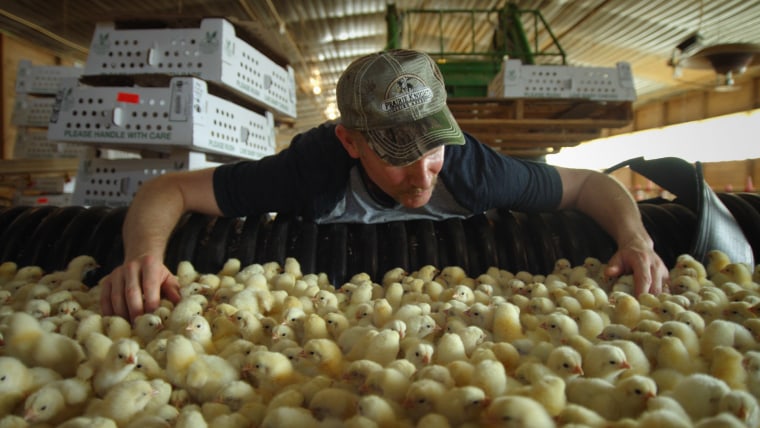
[335,124,361,159]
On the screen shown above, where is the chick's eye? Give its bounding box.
[634,388,642,395]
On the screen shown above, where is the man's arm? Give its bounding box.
[100,167,222,321]
[554,166,669,295]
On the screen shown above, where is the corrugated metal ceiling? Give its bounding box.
[2,0,759,144]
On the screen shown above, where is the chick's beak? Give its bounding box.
[23,409,36,422]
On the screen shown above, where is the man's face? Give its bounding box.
[355,137,445,209]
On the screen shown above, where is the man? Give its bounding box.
[101,49,669,321]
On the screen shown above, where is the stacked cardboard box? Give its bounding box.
[46,17,296,207]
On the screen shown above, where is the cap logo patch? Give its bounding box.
[381,75,433,113]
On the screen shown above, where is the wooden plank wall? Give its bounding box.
[1,33,77,159]
[607,74,760,195]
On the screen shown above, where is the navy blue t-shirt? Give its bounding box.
[213,122,563,223]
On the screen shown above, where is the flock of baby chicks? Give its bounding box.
[2,250,760,427]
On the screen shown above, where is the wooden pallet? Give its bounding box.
[448,97,633,158]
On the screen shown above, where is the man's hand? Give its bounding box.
[100,254,181,322]
[604,237,670,295]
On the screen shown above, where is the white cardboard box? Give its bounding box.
[489,59,636,101]
[72,151,221,207]
[11,95,57,127]
[84,18,296,118]
[15,60,83,95]
[15,193,73,207]
[14,128,92,159]
[48,76,276,161]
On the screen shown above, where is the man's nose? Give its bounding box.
[405,158,434,188]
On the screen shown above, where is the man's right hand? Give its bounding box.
[99,254,181,322]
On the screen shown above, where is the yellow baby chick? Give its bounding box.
[709,345,747,389]
[176,260,200,287]
[215,379,258,411]
[361,367,411,403]
[0,260,17,285]
[401,339,434,370]
[436,265,470,287]
[743,350,760,401]
[86,379,157,426]
[312,289,339,315]
[700,319,756,360]
[672,254,707,282]
[514,374,567,417]
[39,255,98,287]
[706,249,731,277]
[655,336,702,375]
[23,377,92,425]
[231,309,265,343]
[245,350,304,400]
[718,389,760,427]
[365,329,401,366]
[103,315,133,341]
[435,385,489,426]
[342,359,383,392]
[93,337,140,397]
[166,299,204,334]
[356,394,398,428]
[582,343,631,382]
[669,373,731,421]
[657,320,700,357]
[670,275,702,295]
[470,359,508,398]
[183,352,239,403]
[0,356,61,417]
[546,345,584,379]
[607,339,651,377]
[541,312,579,346]
[556,403,607,427]
[299,337,344,378]
[56,415,119,428]
[24,298,51,319]
[434,332,467,365]
[3,311,85,377]
[566,375,656,420]
[609,292,641,329]
[260,406,321,428]
[480,395,556,428]
[403,379,446,421]
[491,301,524,342]
[183,314,216,354]
[309,387,359,420]
[713,262,754,287]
